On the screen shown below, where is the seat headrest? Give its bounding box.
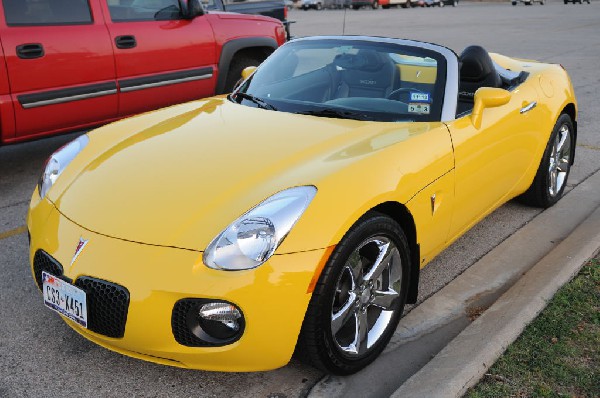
[334,50,386,72]
[459,45,497,83]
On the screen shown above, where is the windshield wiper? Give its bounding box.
[232,92,277,111]
[294,108,374,121]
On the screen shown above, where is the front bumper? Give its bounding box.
[27,194,324,371]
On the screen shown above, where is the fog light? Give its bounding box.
[195,301,244,342]
[198,302,242,331]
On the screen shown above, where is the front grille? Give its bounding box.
[33,250,129,338]
[74,277,130,338]
[33,250,64,289]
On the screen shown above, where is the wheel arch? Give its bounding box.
[561,103,577,164]
[370,201,420,304]
[215,38,278,94]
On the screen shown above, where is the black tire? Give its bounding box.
[519,114,574,208]
[352,4,360,9]
[382,4,390,8]
[563,0,567,3]
[224,55,260,93]
[296,212,411,375]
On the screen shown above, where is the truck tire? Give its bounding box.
[224,55,261,93]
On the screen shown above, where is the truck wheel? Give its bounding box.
[224,55,261,93]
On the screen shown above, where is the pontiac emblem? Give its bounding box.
[71,237,89,266]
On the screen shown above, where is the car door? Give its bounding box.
[0,0,118,142]
[445,85,542,239]
[100,0,217,118]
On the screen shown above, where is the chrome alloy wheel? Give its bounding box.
[330,236,402,356]
[548,123,572,197]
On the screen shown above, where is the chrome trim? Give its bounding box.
[520,101,537,114]
[22,89,117,109]
[330,236,402,356]
[548,124,571,197]
[291,36,460,122]
[120,74,213,93]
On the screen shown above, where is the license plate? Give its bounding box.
[42,271,88,328]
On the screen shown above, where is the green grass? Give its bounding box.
[466,257,599,398]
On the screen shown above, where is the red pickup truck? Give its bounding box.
[0,0,286,144]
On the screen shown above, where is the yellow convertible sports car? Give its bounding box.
[28,36,577,375]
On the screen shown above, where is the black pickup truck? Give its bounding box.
[205,0,292,38]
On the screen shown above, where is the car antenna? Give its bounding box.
[342,7,347,35]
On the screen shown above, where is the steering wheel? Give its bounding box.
[387,88,426,101]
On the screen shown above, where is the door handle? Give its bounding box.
[16,43,44,59]
[115,35,137,49]
[520,101,537,114]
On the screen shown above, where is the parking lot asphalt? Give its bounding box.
[1,2,599,397]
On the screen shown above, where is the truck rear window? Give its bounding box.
[106,0,182,21]
[3,0,92,26]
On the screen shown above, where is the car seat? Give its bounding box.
[332,50,399,99]
[457,45,502,115]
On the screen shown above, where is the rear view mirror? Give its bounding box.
[179,0,204,19]
[471,87,511,129]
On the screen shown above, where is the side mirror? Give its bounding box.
[471,87,511,129]
[179,0,204,19]
[232,66,257,92]
[241,66,257,81]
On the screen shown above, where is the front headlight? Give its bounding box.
[203,186,317,271]
[38,135,89,199]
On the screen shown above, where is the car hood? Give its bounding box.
[50,97,443,252]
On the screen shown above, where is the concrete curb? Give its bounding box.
[391,204,600,397]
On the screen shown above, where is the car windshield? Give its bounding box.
[231,38,447,122]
